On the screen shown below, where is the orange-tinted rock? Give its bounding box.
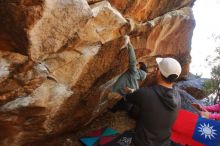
[129,7,195,79]
[147,8,194,56]
[0,0,93,60]
[0,0,196,145]
[109,0,195,21]
[0,0,44,54]
[78,1,128,43]
[0,51,28,83]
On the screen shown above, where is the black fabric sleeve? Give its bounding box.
[125,88,144,106]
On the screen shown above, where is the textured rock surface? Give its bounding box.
[94,0,195,22]
[0,0,196,145]
[176,73,208,99]
[178,89,204,113]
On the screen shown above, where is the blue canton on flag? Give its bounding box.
[192,117,220,146]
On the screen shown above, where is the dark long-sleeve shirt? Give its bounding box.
[126,85,181,146]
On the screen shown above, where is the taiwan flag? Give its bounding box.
[171,109,220,146]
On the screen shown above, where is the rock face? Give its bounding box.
[178,89,204,113]
[0,0,195,145]
[176,73,208,99]
[174,74,207,113]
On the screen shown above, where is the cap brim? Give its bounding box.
[156,57,163,65]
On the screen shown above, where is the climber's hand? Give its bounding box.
[124,87,135,94]
[120,35,130,49]
[119,18,135,35]
[199,111,210,119]
[191,103,203,111]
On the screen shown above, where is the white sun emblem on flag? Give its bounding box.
[198,123,217,140]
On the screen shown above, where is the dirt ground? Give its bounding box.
[31,111,135,146]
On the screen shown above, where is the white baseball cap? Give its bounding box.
[156,57,182,78]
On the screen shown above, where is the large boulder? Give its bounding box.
[0,0,195,145]
[177,89,204,114]
[176,73,208,99]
